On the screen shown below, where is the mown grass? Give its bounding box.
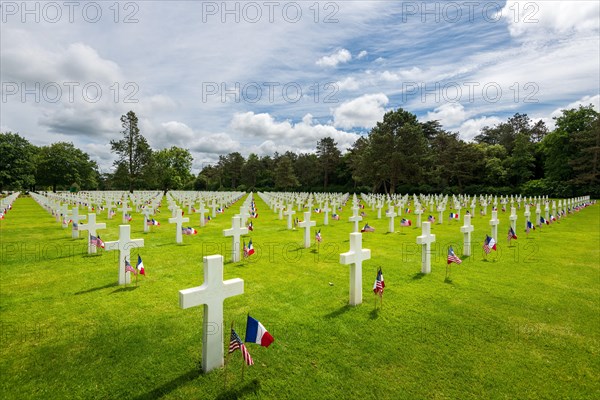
[0,195,598,399]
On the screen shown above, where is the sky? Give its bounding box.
[1,0,599,173]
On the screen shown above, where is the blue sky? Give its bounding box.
[1,1,598,173]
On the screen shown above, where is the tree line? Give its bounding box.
[1,105,598,196]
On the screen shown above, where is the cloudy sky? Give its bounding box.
[1,1,598,173]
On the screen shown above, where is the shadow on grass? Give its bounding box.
[444,277,453,284]
[132,368,202,400]
[217,379,261,400]
[74,282,118,295]
[111,286,139,294]
[369,307,380,320]
[412,272,426,280]
[81,253,103,258]
[324,304,352,319]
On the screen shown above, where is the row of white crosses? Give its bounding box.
[257,191,347,228]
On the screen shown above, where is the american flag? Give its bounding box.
[90,234,105,248]
[361,223,375,232]
[229,329,253,365]
[483,235,496,254]
[332,213,340,220]
[125,259,137,275]
[507,227,518,241]
[315,230,322,243]
[447,246,462,264]
[373,267,385,295]
[428,215,435,223]
[400,218,411,227]
[247,221,253,231]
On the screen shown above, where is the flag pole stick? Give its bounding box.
[224,321,234,389]
[241,354,246,381]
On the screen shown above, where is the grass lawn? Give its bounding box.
[1,195,598,399]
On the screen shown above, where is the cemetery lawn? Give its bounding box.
[1,196,599,400]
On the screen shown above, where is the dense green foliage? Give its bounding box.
[199,106,599,197]
[2,106,598,196]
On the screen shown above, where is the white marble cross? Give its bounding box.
[376,202,383,219]
[416,222,436,274]
[535,204,541,226]
[198,203,209,227]
[179,254,244,373]
[460,214,474,257]
[70,207,87,239]
[142,207,154,233]
[169,209,190,244]
[60,204,70,228]
[78,213,106,254]
[509,207,517,232]
[339,232,371,306]
[348,205,363,233]
[323,202,331,225]
[284,204,296,230]
[119,202,132,224]
[105,225,145,285]
[489,210,500,240]
[437,205,444,225]
[223,215,248,262]
[298,211,316,248]
[414,206,423,228]
[386,206,397,233]
[168,203,179,218]
[107,201,115,219]
[211,200,218,218]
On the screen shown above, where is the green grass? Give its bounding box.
[1,195,598,399]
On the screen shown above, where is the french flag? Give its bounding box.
[245,315,274,347]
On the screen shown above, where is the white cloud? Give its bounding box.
[336,77,362,91]
[357,50,368,59]
[230,112,360,153]
[501,1,600,38]
[191,132,240,154]
[316,48,352,67]
[332,93,389,129]
[426,103,467,129]
[458,116,503,141]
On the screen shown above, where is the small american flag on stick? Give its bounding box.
[229,329,253,366]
